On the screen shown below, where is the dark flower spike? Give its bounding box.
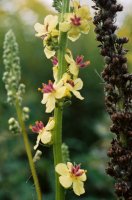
[92,0,132,199]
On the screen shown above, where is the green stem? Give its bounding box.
[15,100,42,200]
[53,1,70,200]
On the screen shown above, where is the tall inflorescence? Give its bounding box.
[32,0,91,199]
[92,0,132,199]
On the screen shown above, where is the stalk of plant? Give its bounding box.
[92,0,132,199]
[53,0,70,199]
[3,30,42,200]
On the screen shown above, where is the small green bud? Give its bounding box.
[62,143,70,163]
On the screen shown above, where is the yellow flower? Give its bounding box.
[65,78,84,100]
[41,80,66,113]
[55,162,87,196]
[34,15,59,59]
[34,15,58,38]
[65,50,79,77]
[65,49,90,76]
[31,118,55,150]
[59,2,91,41]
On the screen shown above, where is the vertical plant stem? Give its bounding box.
[53,1,70,200]
[15,100,42,200]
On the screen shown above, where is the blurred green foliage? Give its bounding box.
[0,0,131,199]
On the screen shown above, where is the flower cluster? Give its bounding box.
[31,0,91,196]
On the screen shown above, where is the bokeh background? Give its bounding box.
[0,0,132,199]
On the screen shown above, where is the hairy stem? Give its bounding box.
[15,100,42,200]
[53,0,70,200]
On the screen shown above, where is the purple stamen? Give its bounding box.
[71,15,81,26]
[76,55,90,68]
[71,164,84,177]
[31,121,44,133]
[42,81,55,93]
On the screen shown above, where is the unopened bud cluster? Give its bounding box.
[22,107,30,121]
[3,30,25,105]
[8,117,21,134]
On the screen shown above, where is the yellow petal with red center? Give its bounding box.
[78,171,87,181]
[45,94,56,113]
[55,163,69,176]
[59,175,73,188]
[41,131,52,144]
[73,180,85,196]
[68,27,81,42]
[55,86,66,99]
[45,118,55,131]
[34,134,41,150]
[44,47,55,59]
[34,23,45,37]
[59,22,71,32]
[72,90,84,100]
[74,78,83,90]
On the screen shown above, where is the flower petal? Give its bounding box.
[59,22,71,32]
[41,93,49,104]
[73,180,85,196]
[45,94,56,113]
[65,54,73,64]
[41,131,52,144]
[59,175,73,188]
[78,172,87,181]
[55,86,66,99]
[68,27,81,42]
[34,23,45,37]
[44,47,55,59]
[44,15,58,32]
[74,78,83,90]
[67,162,73,171]
[80,20,90,34]
[69,63,79,76]
[55,163,69,176]
[72,90,84,100]
[34,134,41,150]
[45,118,55,131]
[76,6,91,20]
[53,66,58,82]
